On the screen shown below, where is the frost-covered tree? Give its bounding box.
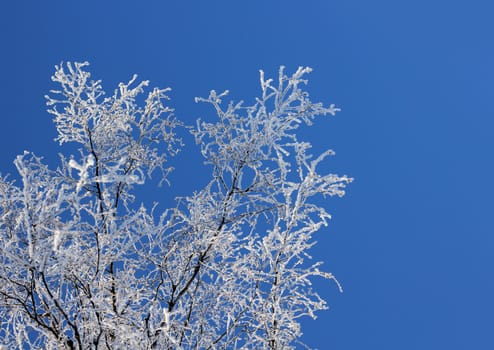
[0,62,351,349]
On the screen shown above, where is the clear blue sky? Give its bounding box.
[1,1,493,349]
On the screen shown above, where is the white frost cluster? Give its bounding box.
[0,63,351,349]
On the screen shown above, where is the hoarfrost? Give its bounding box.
[0,63,351,350]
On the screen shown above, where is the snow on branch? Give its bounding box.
[0,63,351,350]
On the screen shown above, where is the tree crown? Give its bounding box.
[0,63,351,349]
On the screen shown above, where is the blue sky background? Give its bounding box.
[1,1,493,349]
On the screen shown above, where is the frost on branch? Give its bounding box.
[0,63,351,349]
[46,61,182,188]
